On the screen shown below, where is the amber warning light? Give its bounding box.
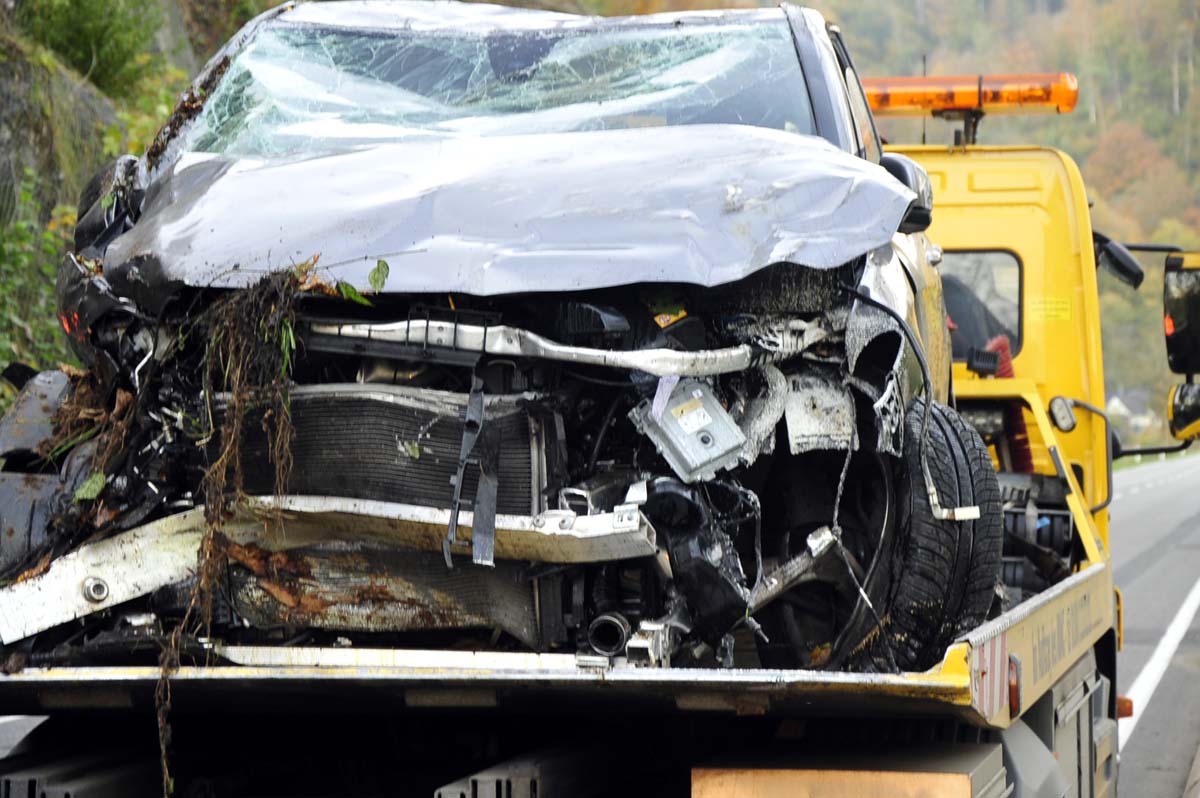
[862,73,1079,117]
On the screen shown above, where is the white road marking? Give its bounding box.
[1119,573,1200,749]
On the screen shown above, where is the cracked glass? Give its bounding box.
[184,18,816,157]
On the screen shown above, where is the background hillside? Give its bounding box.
[1,0,1196,442]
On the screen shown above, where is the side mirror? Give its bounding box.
[1169,383,1200,441]
[1093,232,1145,289]
[1164,253,1200,374]
[880,152,932,234]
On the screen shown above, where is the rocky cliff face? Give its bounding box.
[0,23,117,221]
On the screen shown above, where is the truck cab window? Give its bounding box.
[941,250,1022,358]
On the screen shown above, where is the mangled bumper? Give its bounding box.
[0,497,657,646]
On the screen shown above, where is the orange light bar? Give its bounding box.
[862,73,1079,117]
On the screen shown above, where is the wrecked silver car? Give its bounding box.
[0,0,1001,676]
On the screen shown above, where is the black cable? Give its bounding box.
[587,393,625,474]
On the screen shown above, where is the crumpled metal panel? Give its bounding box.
[0,370,68,458]
[783,373,856,454]
[0,495,656,644]
[105,124,913,297]
[0,473,61,579]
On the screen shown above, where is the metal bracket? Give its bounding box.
[445,374,486,567]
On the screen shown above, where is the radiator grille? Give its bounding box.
[231,391,543,515]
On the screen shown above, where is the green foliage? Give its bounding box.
[104,59,190,157]
[337,282,373,307]
[179,0,277,60]
[73,471,106,502]
[14,0,163,98]
[369,259,390,294]
[0,170,76,373]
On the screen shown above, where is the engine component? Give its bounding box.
[586,612,631,656]
[559,470,642,516]
[626,618,678,666]
[554,301,632,347]
[643,478,749,646]
[629,380,745,483]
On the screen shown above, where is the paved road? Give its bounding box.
[1111,455,1200,797]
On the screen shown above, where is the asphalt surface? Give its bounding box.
[1111,455,1200,797]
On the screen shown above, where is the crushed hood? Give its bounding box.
[106,124,914,296]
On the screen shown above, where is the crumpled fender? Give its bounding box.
[844,245,926,455]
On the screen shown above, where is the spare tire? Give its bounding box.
[852,397,1002,671]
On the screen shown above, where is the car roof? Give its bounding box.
[282,0,791,33]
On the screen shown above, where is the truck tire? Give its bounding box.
[859,398,1002,671]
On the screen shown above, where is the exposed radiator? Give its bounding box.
[227,385,548,516]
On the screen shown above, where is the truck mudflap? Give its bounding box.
[0,563,1110,724]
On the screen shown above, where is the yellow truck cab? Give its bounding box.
[837,71,1200,798]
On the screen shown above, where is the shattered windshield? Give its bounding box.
[183,18,816,157]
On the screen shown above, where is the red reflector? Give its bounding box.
[1117,695,1134,718]
[1008,655,1021,718]
[1166,314,1177,336]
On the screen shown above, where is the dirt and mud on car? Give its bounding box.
[0,1,1002,679]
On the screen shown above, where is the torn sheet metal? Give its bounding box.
[736,364,788,464]
[783,374,856,454]
[229,544,538,647]
[107,128,912,297]
[0,473,62,577]
[0,508,208,644]
[0,370,68,458]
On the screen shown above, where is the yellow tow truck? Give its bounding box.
[697,73,1200,797]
